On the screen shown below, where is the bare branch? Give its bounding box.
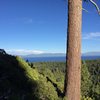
[82,8,88,12]
[90,0,100,15]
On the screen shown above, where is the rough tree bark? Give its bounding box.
[64,0,82,100]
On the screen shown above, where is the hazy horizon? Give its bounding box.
[5,49,100,56]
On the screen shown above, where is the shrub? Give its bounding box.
[81,96,93,100]
[33,77,58,100]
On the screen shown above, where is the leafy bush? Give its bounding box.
[33,78,58,100]
[81,96,93,100]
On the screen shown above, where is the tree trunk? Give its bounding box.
[64,0,82,100]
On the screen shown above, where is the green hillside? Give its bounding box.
[0,53,59,100]
[0,53,100,100]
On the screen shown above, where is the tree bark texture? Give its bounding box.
[64,0,82,100]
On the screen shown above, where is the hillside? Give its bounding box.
[0,52,100,100]
[0,53,60,100]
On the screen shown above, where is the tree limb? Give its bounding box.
[89,0,100,15]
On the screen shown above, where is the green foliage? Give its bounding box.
[81,97,93,100]
[16,56,39,81]
[0,53,100,100]
[0,54,60,100]
[33,79,58,100]
[81,96,93,100]
[32,61,100,100]
[33,62,65,92]
[86,60,100,100]
[81,61,92,97]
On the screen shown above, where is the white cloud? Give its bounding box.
[6,49,44,55]
[83,32,100,39]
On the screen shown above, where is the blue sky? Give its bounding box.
[0,0,100,55]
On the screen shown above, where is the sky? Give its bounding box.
[0,0,100,55]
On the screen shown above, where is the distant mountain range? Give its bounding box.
[22,53,65,57]
[82,52,100,56]
[21,52,100,58]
